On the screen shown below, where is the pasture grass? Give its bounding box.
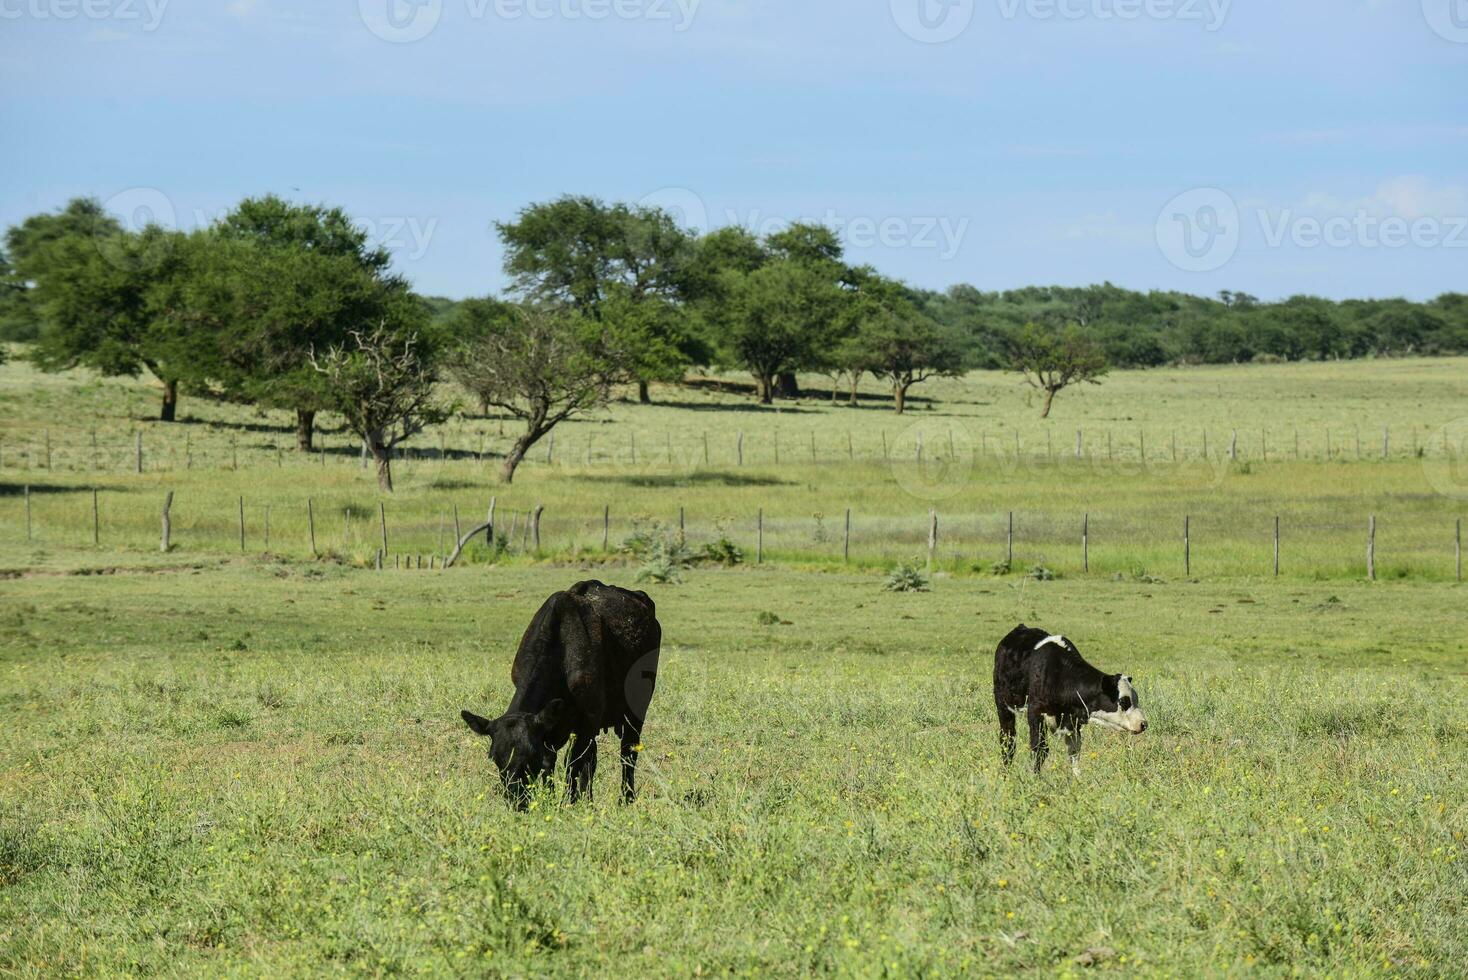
[2,355,1467,581]
[1,562,1464,975]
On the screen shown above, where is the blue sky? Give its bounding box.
[2,0,1465,300]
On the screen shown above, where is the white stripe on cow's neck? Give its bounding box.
[1035,634,1067,651]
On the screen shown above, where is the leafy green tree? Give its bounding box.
[709,260,847,404]
[1007,322,1109,418]
[448,303,625,483]
[207,195,404,450]
[496,196,698,402]
[9,198,195,420]
[846,276,964,414]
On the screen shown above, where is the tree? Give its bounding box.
[209,195,402,450]
[496,196,697,402]
[448,303,623,484]
[310,323,444,493]
[10,199,195,420]
[1008,322,1109,418]
[847,277,964,414]
[708,260,847,404]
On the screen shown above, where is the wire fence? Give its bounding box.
[8,485,1464,583]
[1,418,1464,476]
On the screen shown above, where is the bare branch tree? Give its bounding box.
[449,304,623,484]
[310,324,445,492]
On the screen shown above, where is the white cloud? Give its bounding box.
[1302,176,1468,220]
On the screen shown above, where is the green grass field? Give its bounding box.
[1,354,1466,975]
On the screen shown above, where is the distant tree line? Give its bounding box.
[2,193,1463,485]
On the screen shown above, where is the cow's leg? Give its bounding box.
[1065,727,1083,776]
[997,705,1017,767]
[618,718,644,803]
[1027,709,1049,773]
[565,730,597,803]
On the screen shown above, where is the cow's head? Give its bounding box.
[461,700,572,808]
[1085,675,1148,735]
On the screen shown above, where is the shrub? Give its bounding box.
[1027,564,1055,581]
[988,558,1012,576]
[883,561,930,593]
[700,537,744,567]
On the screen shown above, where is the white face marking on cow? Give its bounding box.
[1087,676,1148,735]
[1034,634,1068,652]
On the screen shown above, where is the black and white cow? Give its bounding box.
[461,580,660,807]
[992,624,1147,773]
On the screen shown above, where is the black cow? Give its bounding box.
[992,624,1147,774]
[461,580,660,807]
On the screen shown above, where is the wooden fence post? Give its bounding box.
[703,431,710,465]
[1273,515,1280,577]
[927,509,937,572]
[532,504,543,552]
[1367,515,1376,581]
[1381,426,1389,460]
[630,432,636,465]
[547,430,555,465]
[308,498,317,556]
[1261,428,1267,462]
[264,506,271,551]
[44,430,51,470]
[238,496,245,552]
[506,512,519,551]
[847,431,853,461]
[378,501,389,557]
[1007,511,1014,565]
[844,508,851,563]
[438,511,445,555]
[602,505,610,551]
[375,550,382,571]
[881,431,889,461]
[485,497,497,547]
[678,505,685,544]
[135,431,143,474]
[774,431,779,465]
[916,430,923,464]
[757,509,764,564]
[1139,430,1145,462]
[24,485,32,541]
[1184,515,1191,577]
[1082,512,1089,573]
[737,431,744,466]
[520,511,531,552]
[157,490,173,552]
[1107,431,1113,461]
[1075,429,1082,459]
[92,488,100,545]
[810,431,816,463]
[452,503,461,549]
[1229,430,1238,461]
[1202,430,1208,459]
[1457,518,1462,583]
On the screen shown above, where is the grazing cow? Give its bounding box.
[461,580,660,807]
[992,624,1147,774]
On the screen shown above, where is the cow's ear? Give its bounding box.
[461,709,495,737]
[535,699,573,743]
